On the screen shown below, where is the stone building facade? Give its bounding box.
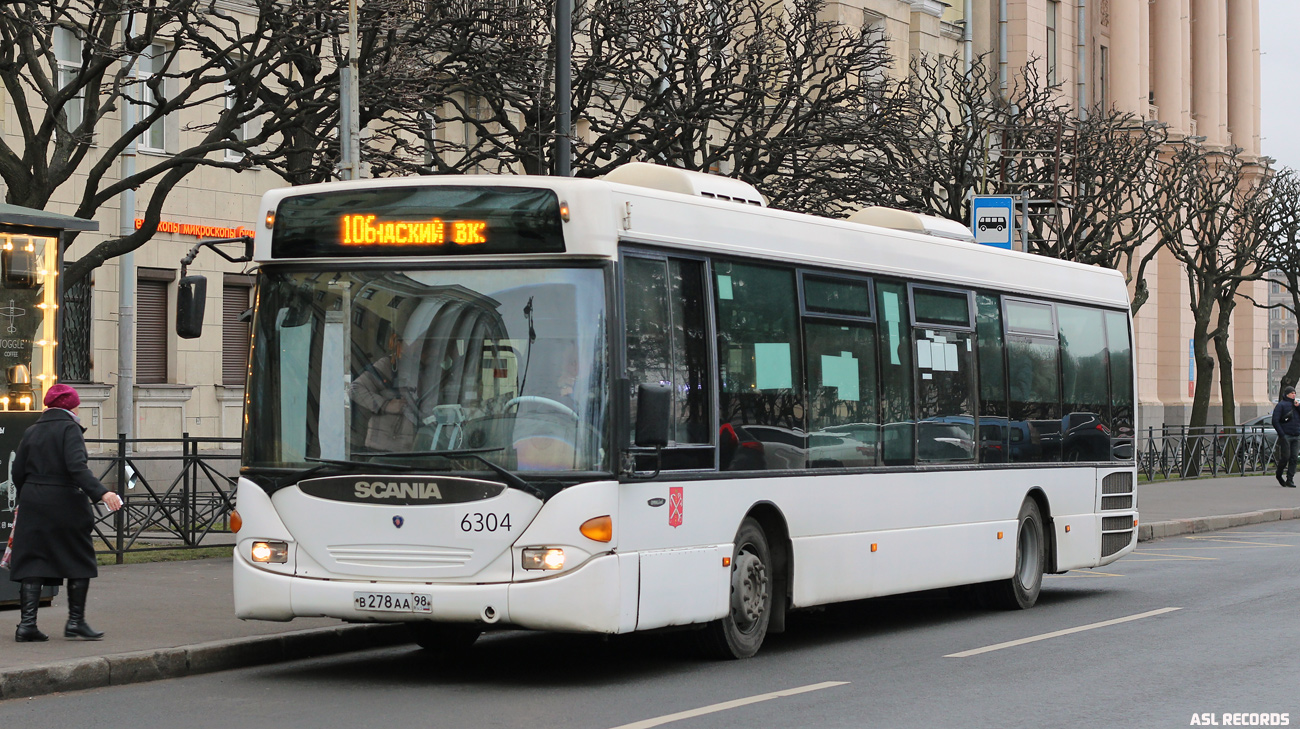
[0,0,1270,447]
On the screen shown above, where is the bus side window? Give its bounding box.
[1058,304,1111,462]
[623,255,713,470]
[801,273,879,468]
[876,281,914,466]
[715,261,804,471]
[975,294,1009,463]
[1104,310,1135,459]
[1005,299,1061,463]
[911,286,976,463]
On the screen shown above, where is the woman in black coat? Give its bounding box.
[9,384,122,642]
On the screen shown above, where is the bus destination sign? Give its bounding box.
[272,185,565,259]
[340,215,488,247]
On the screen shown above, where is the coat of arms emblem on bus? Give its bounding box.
[668,487,683,528]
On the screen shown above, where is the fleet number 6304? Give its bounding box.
[460,512,511,532]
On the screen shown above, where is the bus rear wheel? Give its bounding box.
[698,518,772,659]
[409,623,482,654]
[978,498,1045,610]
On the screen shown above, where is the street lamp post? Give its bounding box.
[556,0,571,176]
[339,0,362,180]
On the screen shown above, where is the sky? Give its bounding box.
[1260,0,1299,170]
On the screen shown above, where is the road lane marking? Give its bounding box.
[1131,551,1217,560]
[944,607,1181,658]
[606,681,849,729]
[1179,538,1294,547]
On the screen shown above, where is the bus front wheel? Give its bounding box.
[699,518,772,659]
[978,498,1045,610]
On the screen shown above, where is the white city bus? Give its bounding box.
[221,163,1137,658]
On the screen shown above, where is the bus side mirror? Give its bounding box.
[176,275,208,339]
[634,383,672,448]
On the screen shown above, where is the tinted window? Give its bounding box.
[915,328,976,462]
[913,287,972,328]
[1006,299,1055,335]
[1105,310,1135,451]
[805,322,878,467]
[803,274,872,319]
[877,281,914,465]
[716,262,804,470]
[976,294,1009,462]
[1058,305,1111,461]
[624,256,713,470]
[1007,332,1061,462]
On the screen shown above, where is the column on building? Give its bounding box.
[1225,0,1258,156]
[1191,0,1223,144]
[1108,0,1145,114]
[908,1,947,61]
[1151,0,1188,131]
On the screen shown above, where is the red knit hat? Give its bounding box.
[43,383,80,410]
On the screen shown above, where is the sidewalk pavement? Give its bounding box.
[3,473,1300,701]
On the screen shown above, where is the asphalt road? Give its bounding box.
[3,521,1298,729]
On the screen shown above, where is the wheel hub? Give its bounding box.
[731,550,768,632]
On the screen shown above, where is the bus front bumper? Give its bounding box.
[233,551,625,634]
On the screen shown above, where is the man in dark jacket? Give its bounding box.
[1271,385,1300,488]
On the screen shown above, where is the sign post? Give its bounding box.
[970,195,1015,250]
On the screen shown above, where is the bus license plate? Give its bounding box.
[353,591,432,614]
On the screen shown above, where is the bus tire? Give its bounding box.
[409,623,481,654]
[698,518,772,659]
[979,498,1045,610]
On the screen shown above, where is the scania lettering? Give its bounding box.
[216,164,1137,658]
[354,482,444,500]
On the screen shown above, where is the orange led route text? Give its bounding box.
[340,215,488,246]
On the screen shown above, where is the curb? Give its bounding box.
[0,623,411,701]
[1138,507,1300,542]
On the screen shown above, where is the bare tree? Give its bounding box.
[1252,169,1300,391]
[1156,144,1273,429]
[0,0,341,287]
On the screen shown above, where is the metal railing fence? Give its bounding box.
[1136,425,1281,481]
[87,433,240,564]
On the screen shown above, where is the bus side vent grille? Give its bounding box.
[1101,495,1134,510]
[1102,516,1133,531]
[1102,531,1133,558]
[1102,472,1134,494]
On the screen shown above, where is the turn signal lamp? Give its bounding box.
[579,515,612,543]
[522,547,565,571]
[251,541,288,563]
[230,510,243,533]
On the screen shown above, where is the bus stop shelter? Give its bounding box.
[0,203,98,605]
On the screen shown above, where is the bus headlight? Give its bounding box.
[522,547,565,571]
[251,541,289,563]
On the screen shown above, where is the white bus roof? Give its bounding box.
[255,171,1130,310]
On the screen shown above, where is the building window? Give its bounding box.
[137,269,175,384]
[53,27,84,136]
[1099,45,1109,109]
[224,78,253,162]
[60,267,94,383]
[133,44,168,151]
[1046,0,1059,86]
[223,276,253,386]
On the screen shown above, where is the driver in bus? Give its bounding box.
[351,333,417,452]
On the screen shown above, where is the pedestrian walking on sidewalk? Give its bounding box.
[1271,385,1300,488]
[8,385,123,643]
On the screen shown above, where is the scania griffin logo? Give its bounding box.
[354,481,444,500]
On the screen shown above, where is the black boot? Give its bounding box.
[64,579,104,640]
[15,579,48,642]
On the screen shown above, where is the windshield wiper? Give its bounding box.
[375,447,556,502]
[274,456,427,489]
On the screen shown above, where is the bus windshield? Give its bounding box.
[244,267,609,475]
